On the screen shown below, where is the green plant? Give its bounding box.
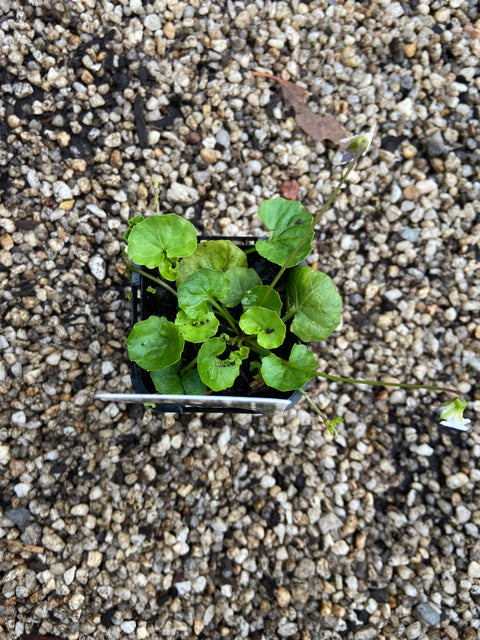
[124,132,470,433]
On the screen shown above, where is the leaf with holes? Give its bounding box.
[177,240,247,285]
[221,267,262,307]
[175,309,219,342]
[177,269,230,319]
[197,337,249,391]
[255,198,313,267]
[127,214,197,280]
[239,306,286,349]
[241,285,283,314]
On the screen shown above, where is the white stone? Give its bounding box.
[14,482,31,497]
[11,411,26,427]
[319,512,343,534]
[467,561,480,579]
[27,169,41,188]
[0,444,11,464]
[414,443,433,456]
[144,14,161,31]
[217,425,231,450]
[446,472,469,489]
[174,581,192,596]
[87,550,103,567]
[86,204,107,219]
[397,98,414,118]
[43,529,66,552]
[53,181,73,201]
[331,540,350,556]
[68,593,85,610]
[101,361,115,375]
[192,576,207,593]
[63,566,76,586]
[166,182,199,204]
[89,255,106,280]
[105,132,122,148]
[121,621,136,634]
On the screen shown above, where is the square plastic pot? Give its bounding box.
[129,235,303,414]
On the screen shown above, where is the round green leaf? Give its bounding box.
[175,309,219,342]
[124,215,144,242]
[177,240,247,285]
[127,316,184,371]
[255,198,314,266]
[151,363,207,395]
[197,337,249,391]
[127,214,197,279]
[241,285,282,314]
[261,344,317,391]
[177,269,230,319]
[286,265,342,341]
[221,267,262,307]
[239,306,286,349]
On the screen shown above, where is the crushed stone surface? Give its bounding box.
[1,1,479,639]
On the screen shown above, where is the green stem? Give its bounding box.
[180,357,197,375]
[314,371,461,397]
[281,309,294,323]
[244,337,271,358]
[289,360,461,397]
[131,266,178,298]
[298,388,325,418]
[260,161,356,305]
[210,299,239,334]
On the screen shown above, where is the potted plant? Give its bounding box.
[96,131,470,431]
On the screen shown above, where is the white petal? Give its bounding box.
[440,415,471,431]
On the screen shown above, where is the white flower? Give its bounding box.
[439,398,470,431]
[336,125,376,165]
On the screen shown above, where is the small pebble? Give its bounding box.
[89,255,106,280]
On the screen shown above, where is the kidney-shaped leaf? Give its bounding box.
[127,214,197,279]
[239,306,286,349]
[124,215,144,242]
[255,198,313,266]
[177,240,247,285]
[197,337,249,391]
[241,285,283,314]
[286,265,342,342]
[221,267,262,307]
[261,344,317,391]
[151,362,207,395]
[175,309,219,343]
[177,269,230,319]
[127,316,184,371]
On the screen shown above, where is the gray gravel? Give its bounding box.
[1,1,480,639]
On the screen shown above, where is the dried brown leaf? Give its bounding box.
[252,71,349,147]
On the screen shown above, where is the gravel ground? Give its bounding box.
[1,1,480,639]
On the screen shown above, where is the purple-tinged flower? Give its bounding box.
[336,125,376,164]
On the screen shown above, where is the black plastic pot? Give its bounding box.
[130,236,303,414]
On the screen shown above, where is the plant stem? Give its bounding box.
[210,299,239,334]
[298,388,325,417]
[313,371,461,397]
[180,357,197,375]
[131,266,178,297]
[281,309,294,323]
[244,337,271,357]
[288,359,461,397]
[260,161,356,304]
